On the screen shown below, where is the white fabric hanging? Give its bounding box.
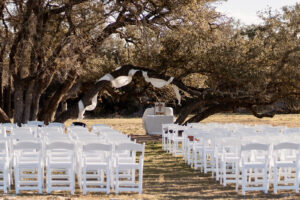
[78,69,140,119]
[78,68,182,119]
[85,93,98,111]
[142,71,174,88]
[78,100,85,120]
[98,74,114,82]
[172,85,181,105]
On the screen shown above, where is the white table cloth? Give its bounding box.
[144,115,174,135]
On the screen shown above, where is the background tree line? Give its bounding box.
[0,0,299,125]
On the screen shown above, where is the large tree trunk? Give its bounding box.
[40,70,77,124]
[23,80,35,123]
[13,80,24,124]
[3,79,12,118]
[30,90,42,121]
[30,73,55,121]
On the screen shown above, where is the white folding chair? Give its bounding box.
[272,142,299,194]
[80,143,112,195]
[239,143,270,195]
[217,137,240,187]
[115,142,145,194]
[162,124,173,151]
[46,142,75,194]
[172,125,186,157]
[13,141,43,194]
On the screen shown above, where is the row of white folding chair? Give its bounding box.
[77,141,145,195]
[0,123,145,194]
[237,142,299,195]
[166,125,292,178]
[163,123,300,196]
[196,128,233,175]
[194,135,300,195]
[212,137,300,195]
[1,140,75,194]
[162,124,185,156]
[0,141,11,193]
[0,140,144,195]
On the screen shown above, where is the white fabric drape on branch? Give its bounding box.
[77,67,181,119]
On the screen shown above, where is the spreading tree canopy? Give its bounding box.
[0,0,299,125]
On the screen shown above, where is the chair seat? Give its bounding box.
[118,163,140,169]
[85,162,108,169]
[48,161,73,168]
[243,162,266,168]
[275,161,296,168]
[16,161,41,168]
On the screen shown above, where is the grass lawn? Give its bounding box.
[4,114,300,199]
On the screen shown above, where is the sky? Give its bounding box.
[215,0,299,25]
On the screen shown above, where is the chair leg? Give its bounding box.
[264,167,268,194]
[47,167,51,194]
[242,167,246,195]
[106,166,110,194]
[139,167,143,194]
[39,167,43,194]
[15,167,19,194]
[71,168,75,195]
[235,165,239,192]
[115,166,119,194]
[274,166,277,194]
[83,168,87,195]
[296,167,299,193]
[3,169,7,194]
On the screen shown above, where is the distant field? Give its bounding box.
[66,114,300,135]
[7,114,300,199]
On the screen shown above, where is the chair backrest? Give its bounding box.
[0,127,7,137]
[12,134,36,141]
[115,142,145,154]
[1,123,17,128]
[237,127,257,136]
[48,122,65,128]
[13,141,42,151]
[40,127,64,135]
[67,126,88,133]
[0,141,8,154]
[241,143,269,151]
[83,143,112,152]
[91,124,111,132]
[13,127,33,135]
[284,128,300,135]
[26,121,44,127]
[46,141,74,151]
[273,142,300,151]
[241,143,270,163]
